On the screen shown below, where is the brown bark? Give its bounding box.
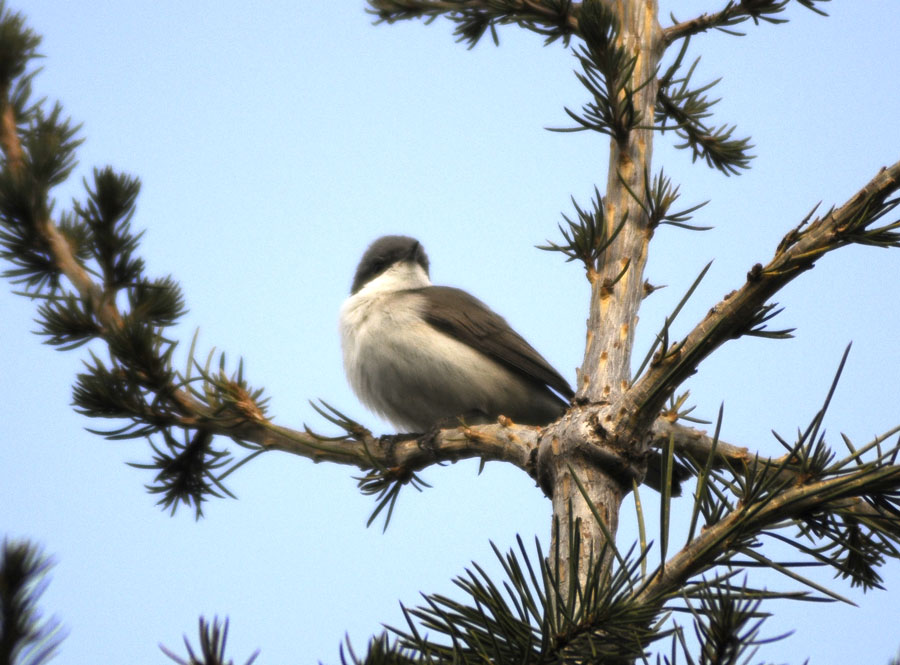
[540,0,663,586]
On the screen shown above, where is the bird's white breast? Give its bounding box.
[339,274,518,430]
[339,260,562,431]
[340,261,438,428]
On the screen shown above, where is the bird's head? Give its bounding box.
[350,235,431,295]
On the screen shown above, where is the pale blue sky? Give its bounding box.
[2,2,899,663]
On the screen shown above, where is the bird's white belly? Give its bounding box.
[340,290,525,431]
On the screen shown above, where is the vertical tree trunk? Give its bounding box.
[544,0,662,590]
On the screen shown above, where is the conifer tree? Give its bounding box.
[1,1,899,663]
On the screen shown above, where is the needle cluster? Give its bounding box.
[0,3,270,519]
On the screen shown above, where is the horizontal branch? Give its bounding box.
[655,419,832,490]
[624,159,900,434]
[235,418,539,478]
[220,415,714,492]
[251,416,752,492]
[653,419,750,468]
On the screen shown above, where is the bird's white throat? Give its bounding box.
[355,261,431,298]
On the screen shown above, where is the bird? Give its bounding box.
[339,235,573,433]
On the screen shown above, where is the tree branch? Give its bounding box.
[635,458,900,606]
[624,159,900,434]
[367,0,580,46]
[653,419,750,468]
[239,419,539,479]
[655,419,823,487]
[663,2,756,44]
[663,0,830,46]
[0,88,124,334]
[0,85,23,172]
[220,415,744,496]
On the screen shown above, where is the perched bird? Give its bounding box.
[340,235,573,432]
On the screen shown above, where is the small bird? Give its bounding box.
[340,235,573,432]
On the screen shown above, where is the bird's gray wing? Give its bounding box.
[417,286,574,400]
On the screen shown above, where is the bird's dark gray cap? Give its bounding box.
[351,235,430,294]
